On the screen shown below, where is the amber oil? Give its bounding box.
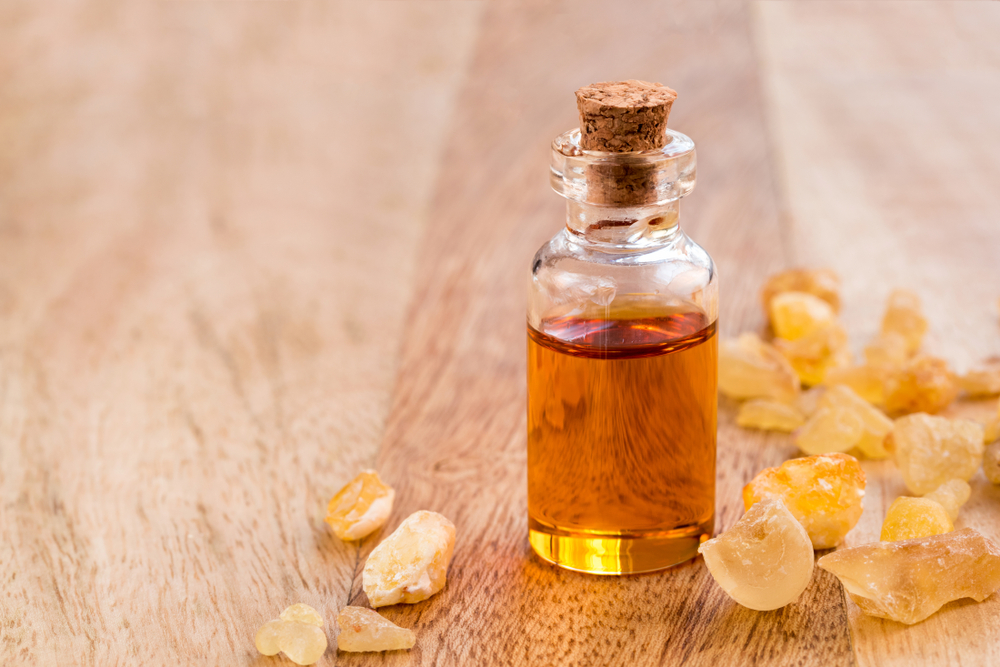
[527,302,717,574]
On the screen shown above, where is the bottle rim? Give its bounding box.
[550,128,696,206]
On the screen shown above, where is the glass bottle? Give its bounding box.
[526,116,718,575]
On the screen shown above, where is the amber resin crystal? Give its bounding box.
[880,497,953,542]
[922,478,971,522]
[760,267,841,315]
[699,497,813,611]
[719,333,799,404]
[255,604,328,666]
[890,413,984,494]
[736,399,805,432]
[819,528,1000,624]
[363,510,456,607]
[743,453,865,549]
[325,470,395,541]
[336,606,415,653]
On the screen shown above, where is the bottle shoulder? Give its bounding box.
[532,228,715,274]
[528,227,718,328]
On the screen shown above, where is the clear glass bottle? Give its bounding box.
[527,125,718,575]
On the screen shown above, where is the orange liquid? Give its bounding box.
[527,309,717,574]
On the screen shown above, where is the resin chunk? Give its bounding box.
[743,453,865,549]
[280,623,329,666]
[326,470,395,541]
[737,399,805,432]
[864,332,910,370]
[793,406,863,456]
[824,364,886,406]
[363,510,456,607]
[281,603,325,627]
[719,333,800,404]
[795,386,825,417]
[775,323,851,386]
[881,289,928,354]
[922,479,971,522]
[761,268,841,314]
[984,442,1000,484]
[769,291,835,341]
[336,606,416,652]
[818,528,1000,624]
[698,497,813,611]
[890,413,984,494]
[255,604,328,665]
[255,620,284,657]
[880,497,953,542]
[819,385,893,459]
[884,355,959,415]
[985,415,1000,445]
[958,357,1000,397]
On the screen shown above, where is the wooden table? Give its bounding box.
[3,2,999,665]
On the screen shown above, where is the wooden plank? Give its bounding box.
[0,1,482,664]
[347,2,853,665]
[755,2,1000,665]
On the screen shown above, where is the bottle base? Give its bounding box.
[528,519,712,575]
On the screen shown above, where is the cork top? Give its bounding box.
[576,80,677,152]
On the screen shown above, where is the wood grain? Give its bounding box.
[0,1,482,664]
[5,0,1000,664]
[344,2,851,666]
[756,2,1000,665]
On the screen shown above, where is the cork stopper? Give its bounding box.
[576,80,677,152]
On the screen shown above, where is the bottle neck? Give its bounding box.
[565,199,681,249]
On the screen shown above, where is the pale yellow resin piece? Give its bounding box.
[881,289,927,355]
[957,357,1000,397]
[795,386,825,417]
[818,528,1000,625]
[255,604,328,666]
[775,323,852,387]
[819,384,893,459]
[760,267,841,314]
[865,332,909,370]
[985,415,1000,445]
[699,497,814,611]
[884,355,959,416]
[984,441,1000,484]
[769,291,835,341]
[255,619,284,657]
[743,453,865,549]
[891,413,984,494]
[880,497,953,542]
[281,603,324,627]
[922,479,971,522]
[718,333,800,404]
[336,606,416,652]
[736,399,805,432]
[794,406,863,456]
[363,510,456,607]
[326,470,396,541]
[824,364,887,406]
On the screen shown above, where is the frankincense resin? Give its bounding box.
[363,511,456,607]
[336,606,415,653]
[255,604,327,666]
[743,453,865,549]
[325,470,395,541]
[699,497,813,611]
[719,332,799,404]
[880,497,953,542]
[890,413,984,494]
[819,528,1000,624]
